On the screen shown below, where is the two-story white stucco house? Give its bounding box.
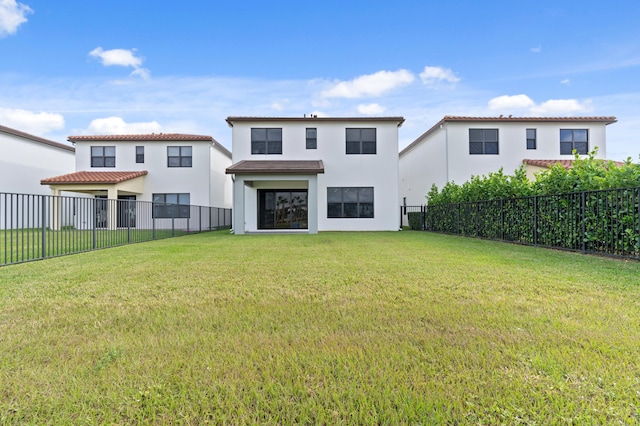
[225,116,404,234]
[399,116,617,205]
[40,133,232,229]
[1,124,75,195]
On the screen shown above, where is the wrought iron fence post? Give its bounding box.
[533,196,538,246]
[500,199,504,241]
[92,198,97,250]
[41,195,47,259]
[637,188,640,259]
[152,203,156,240]
[581,191,586,254]
[171,202,175,237]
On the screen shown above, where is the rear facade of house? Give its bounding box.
[226,117,404,234]
[40,133,232,230]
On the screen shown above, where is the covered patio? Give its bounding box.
[40,171,148,230]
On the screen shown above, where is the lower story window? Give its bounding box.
[152,193,190,218]
[327,187,374,218]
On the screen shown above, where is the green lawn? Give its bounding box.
[1,231,639,424]
[0,228,191,266]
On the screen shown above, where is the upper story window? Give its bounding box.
[167,146,192,167]
[346,128,376,154]
[251,128,282,154]
[469,129,499,155]
[306,128,317,149]
[526,129,536,150]
[136,146,144,163]
[560,129,588,155]
[91,146,115,167]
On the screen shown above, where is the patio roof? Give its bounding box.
[226,160,325,175]
[41,171,148,185]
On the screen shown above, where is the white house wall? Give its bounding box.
[0,132,74,195]
[444,121,607,185]
[74,141,212,206]
[399,127,447,206]
[210,145,233,208]
[400,119,610,205]
[230,118,401,232]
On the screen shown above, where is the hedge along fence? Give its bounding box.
[424,186,640,260]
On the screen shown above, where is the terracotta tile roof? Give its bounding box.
[400,115,618,156]
[226,116,405,127]
[226,160,325,175]
[442,115,617,124]
[1,124,75,152]
[523,159,626,170]
[68,133,213,142]
[41,171,148,185]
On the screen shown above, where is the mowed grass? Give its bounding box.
[1,231,639,424]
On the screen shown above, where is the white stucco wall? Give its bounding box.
[399,119,611,206]
[0,131,75,195]
[74,140,212,206]
[399,127,447,206]
[444,121,608,185]
[210,143,233,208]
[230,118,401,232]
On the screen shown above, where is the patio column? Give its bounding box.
[232,177,246,234]
[308,176,318,234]
[49,187,62,231]
[107,187,118,230]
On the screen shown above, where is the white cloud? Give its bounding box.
[531,99,592,115]
[0,0,32,37]
[530,46,542,53]
[89,47,150,79]
[0,107,64,135]
[488,95,591,116]
[561,78,571,85]
[419,66,460,87]
[321,69,415,99]
[85,117,162,134]
[130,67,151,80]
[488,94,535,111]
[357,103,385,115]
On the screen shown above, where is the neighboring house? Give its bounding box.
[40,133,232,229]
[0,124,75,195]
[225,116,405,234]
[399,115,617,205]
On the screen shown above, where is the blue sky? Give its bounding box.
[1,0,639,160]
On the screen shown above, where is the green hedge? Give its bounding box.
[423,151,640,259]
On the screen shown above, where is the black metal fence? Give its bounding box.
[401,186,640,260]
[1,192,232,266]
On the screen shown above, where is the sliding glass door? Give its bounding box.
[258,190,308,229]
